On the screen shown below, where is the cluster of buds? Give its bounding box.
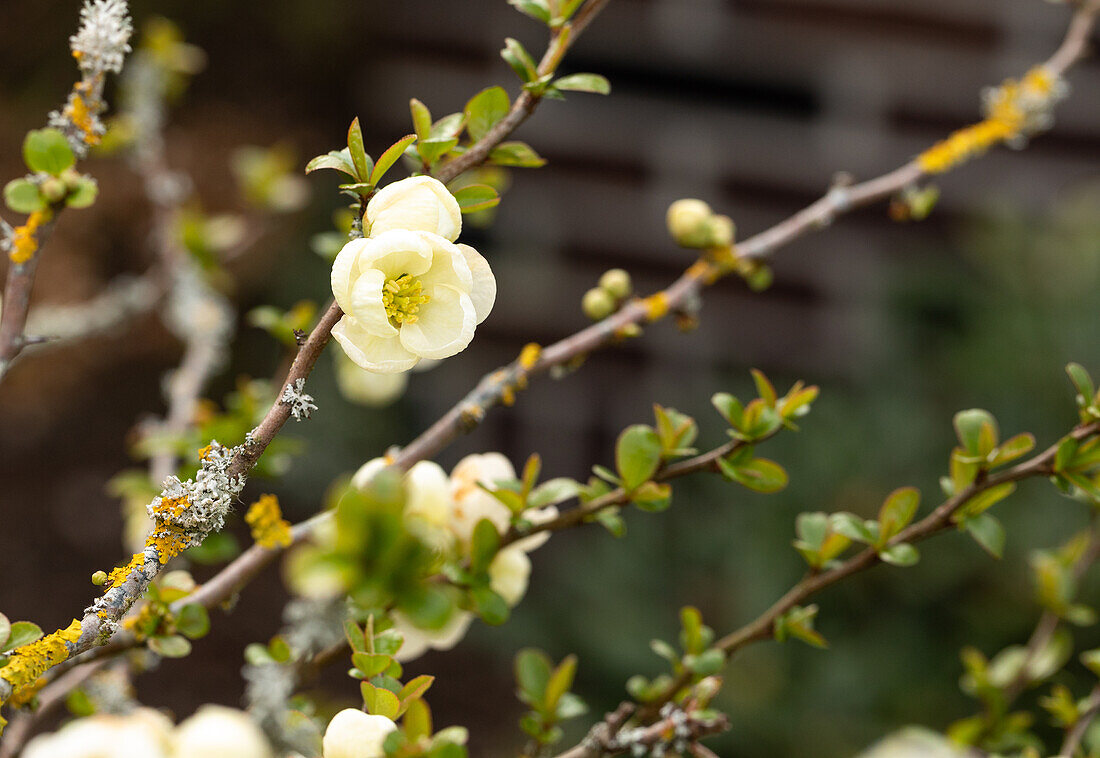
[582,268,633,321]
[665,198,735,250]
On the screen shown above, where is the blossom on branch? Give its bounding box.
[322,709,397,758]
[331,176,495,373]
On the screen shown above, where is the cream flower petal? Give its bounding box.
[405,460,452,528]
[349,267,397,338]
[336,355,408,407]
[351,457,387,491]
[489,546,531,607]
[415,232,473,293]
[457,243,496,324]
[398,284,476,360]
[332,316,420,373]
[356,229,434,280]
[367,176,462,242]
[330,238,370,314]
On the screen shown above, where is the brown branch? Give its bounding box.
[1061,682,1100,757]
[0,220,56,377]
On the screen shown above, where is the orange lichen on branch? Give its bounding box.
[64,92,100,146]
[518,343,542,370]
[918,66,1064,174]
[105,553,144,590]
[9,211,50,265]
[642,292,671,322]
[146,495,194,562]
[0,620,82,700]
[245,494,292,549]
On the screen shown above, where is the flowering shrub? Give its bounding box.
[1,1,1100,758]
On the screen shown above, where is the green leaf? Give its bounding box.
[4,179,46,213]
[508,0,552,23]
[553,73,611,94]
[65,176,98,209]
[965,513,1006,559]
[516,648,553,706]
[453,184,501,214]
[751,368,778,407]
[418,137,459,166]
[545,654,577,711]
[1068,363,1095,404]
[398,674,435,710]
[305,148,357,178]
[960,482,1016,520]
[3,622,43,652]
[879,542,920,567]
[878,487,920,542]
[991,433,1036,467]
[615,425,662,491]
[795,512,829,551]
[470,518,501,574]
[430,113,465,141]
[688,648,726,676]
[410,98,433,140]
[830,513,875,544]
[370,135,417,186]
[528,478,582,508]
[465,86,512,142]
[346,118,373,182]
[404,698,433,741]
[630,481,671,512]
[471,585,510,625]
[352,652,392,678]
[176,604,210,640]
[23,128,75,176]
[501,38,538,82]
[489,141,546,168]
[362,680,402,719]
[717,457,788,493]
[148,634,192,658]
[953,409,998,457]
[711,392,744,428]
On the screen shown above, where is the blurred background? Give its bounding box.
[1,0,1099,754]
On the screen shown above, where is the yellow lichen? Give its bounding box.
[245,494,292,549]
[518,343,542,370]
[643,292,671,322]
[105,553,144,590]
[0,620,82,701]
[65,93,100,146]
[9,211,49,265]
[918,66,1060,174]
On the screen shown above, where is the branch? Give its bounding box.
[1060,682,1100,758]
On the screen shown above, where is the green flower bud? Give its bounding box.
[598,268,632,300]
[666,199,713,248]
[582,287,616,320]
[706,214,735,247]
[91,570,108,586]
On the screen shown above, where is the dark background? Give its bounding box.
[2,0,1099,755]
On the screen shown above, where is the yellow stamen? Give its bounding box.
[382,274,431,327]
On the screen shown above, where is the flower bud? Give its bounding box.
[598,268,632,300]
[41,178,67,204]
[323,709,397,758]
[706,214,735,247]
[666,198,713,247]
[175,706,273,758]
[91,570,107,586]
[582,287,616,321]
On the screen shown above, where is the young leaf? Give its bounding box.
[965,512,1006,558]
[751,369,778,407]
[501,38,538,82]
[148,635,192,658]
[3,622,43,652]
[878,487,920,542]
[346,118,373,182]
[465,86,512,142]
[4,178,46,213]
[553,73,611,94]
[879,543,920,567]
[470,518,501,574]
[544,654,577,712]
[508,0,552,23]
[370,135,417,186]
[515,648,553,706]
[489,141,546,168]
[65,176,98,209]
[176,604,210,640]
[615,425,662,491]
[717,457,788,493]
[23,128,75,176]
[417,137,459,166]
[305,148,357,177]
[410,98,433,140]
[362,680,402,720]
[1067,363,1095,405]
[453,184,501,213]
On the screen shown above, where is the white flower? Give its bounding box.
[366,176,462,241]
[352,458,454,551]
[23,708,174,758]
[489,546,531,607]
[391,609,475,663]
[449,453,558,552]
[174,706,273,758]
[322,708,398,758]
[331,176,495,374]
[448,452,516,542]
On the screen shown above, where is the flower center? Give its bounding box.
[382,273,430,326]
